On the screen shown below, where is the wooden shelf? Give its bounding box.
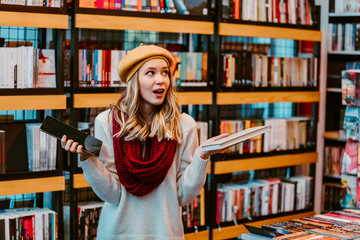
[329,12,360,17]
[73,173,90,189]
[185,230,209,240]
[75,14,214,34]
[0,176,65,196]
[0,11,68,29]
[323,130,347,142]
[213,211,315,240]
[214,152,317,175]
[0,94,67,110]
[219,23,322,41]
[73,91,212,108]
[328,50,360,55]
[217,91,320,105]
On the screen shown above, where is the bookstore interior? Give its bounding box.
[4,0,360,239]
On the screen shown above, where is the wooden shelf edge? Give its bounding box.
[213,211,315,240]
[217,91,320,105]
[74,93,119,108]
[219,23,322,41]
[74,91,212,108]
[177,91,212,105]
[323,130,347,142]
[185,230,209,240]
[214,152,318,174]
[74,173,90,189]
[0,95,67,110]
[0,176,65,196]
[0,11,68,29]
[75,14,214,34]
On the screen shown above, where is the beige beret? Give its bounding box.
[118,44,175,83]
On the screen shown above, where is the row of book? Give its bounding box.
[222,53,318,88]
[220,118,311,155]
[328,23,360,52]
[78,0,207,15]
[0,122,57,174]
[0,0,62,7]
[26,123,57,172]
[216,175,313,224]
[0,207,57,240]
[330,0,360,14]
[322,182,346,212]
[222,0,317,26]
[63,191,204,239]
[182,188,205,229]
[324,146,344,176]
[242,209,360,240]
[78,49,208,87]
[0,47,56,89]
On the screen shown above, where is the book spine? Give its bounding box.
[0,130,5,174]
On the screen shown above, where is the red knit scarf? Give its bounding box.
[112,115,177,197]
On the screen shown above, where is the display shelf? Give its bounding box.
[0,95,67,110]
[0,11,68,28]
[185,230,209,240]
[327,88,342,93]
[73,92,212,108]
[216,91,320,105]
[213,152,317,175]
[328,50,360,55]
[75,14,214,34]
[323,130,347,142]
[73,173,90,189]
[212,211,315,240]
[0,176,65,196]
[218,23,322,41]
[329,12,360,17]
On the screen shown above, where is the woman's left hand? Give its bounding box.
[196,133,230,160]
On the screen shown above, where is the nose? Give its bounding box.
[155,73,166,85]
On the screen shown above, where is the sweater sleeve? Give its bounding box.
[177,117,209,207]
[79,112,122,205]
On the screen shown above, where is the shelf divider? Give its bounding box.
[0,176,65,196]
[75,14,214,34]
[217,91,320,105]
[219,23,321,41]
[0,11,68,29]
[0,95,67,110]
[214,152,318,174]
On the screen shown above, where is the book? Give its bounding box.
[40,115,102,157]
[201,125,269,151]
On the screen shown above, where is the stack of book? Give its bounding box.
[241,209,360,239]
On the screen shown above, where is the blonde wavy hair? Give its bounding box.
[111,71,182,143]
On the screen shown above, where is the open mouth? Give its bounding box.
[153,89,165,98]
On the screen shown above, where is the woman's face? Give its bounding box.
[138,58,170,108]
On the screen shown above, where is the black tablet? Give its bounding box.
[40,115,102,156]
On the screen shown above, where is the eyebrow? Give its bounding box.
[144,66,169,71]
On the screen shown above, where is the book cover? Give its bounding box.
[37,49,56,88]
[0,130,4,174]
[201,125,269,151]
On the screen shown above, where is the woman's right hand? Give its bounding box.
[61,135,91,160]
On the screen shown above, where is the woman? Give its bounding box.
[62,44,228,240]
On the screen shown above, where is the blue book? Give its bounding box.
[241,233,272,240]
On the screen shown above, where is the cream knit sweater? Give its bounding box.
[80,109,209,240]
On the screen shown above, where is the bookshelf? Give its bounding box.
[66,1,214,239]
[0,3,68,239]
[320,0,360,212]
[63,0,325,239]
[205,0,323,239]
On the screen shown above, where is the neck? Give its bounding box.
[139,102,155,124]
